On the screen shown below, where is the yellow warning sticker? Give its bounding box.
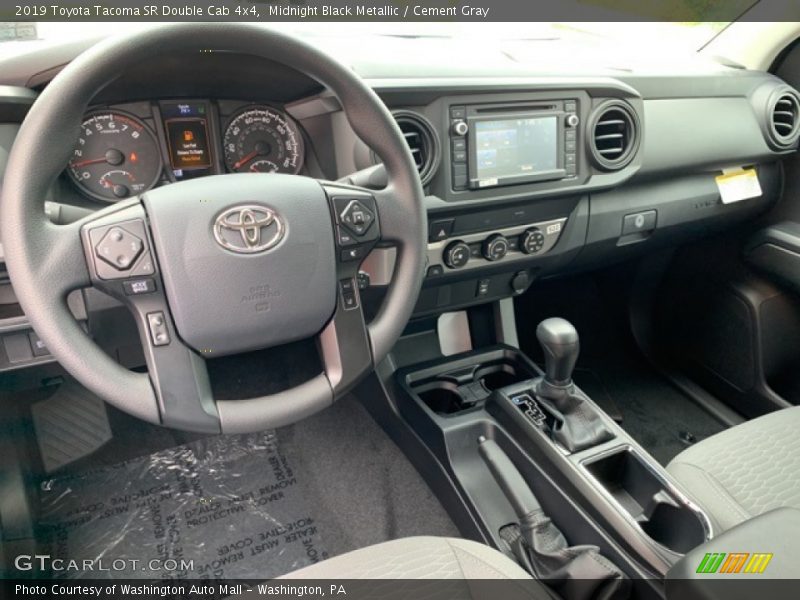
[715,168,762,204]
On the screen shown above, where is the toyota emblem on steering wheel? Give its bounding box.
[213,205,285,254]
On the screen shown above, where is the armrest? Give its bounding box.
[745,221,800,292]
[666,507,800,600]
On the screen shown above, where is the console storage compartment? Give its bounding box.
[582,446,709,553]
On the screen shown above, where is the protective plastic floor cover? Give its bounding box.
[37,431,330,579]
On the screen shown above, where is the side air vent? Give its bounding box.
[392,110,440,185]
[769,91,800,149]
[588,101,640,171]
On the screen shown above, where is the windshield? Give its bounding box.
[0,21,730,53]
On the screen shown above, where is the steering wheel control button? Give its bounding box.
[130,251,155,277]
[443,240,471,269]
[123,278,156,296]
[340,200,375,237]
[96,226,144,271]
[146,311,170,347]
[429,218,455,242]
[340,246,367,262]
[521,228,546,254]
[339,279,359,311]
[336,226,357,247]
[482,234,509,261]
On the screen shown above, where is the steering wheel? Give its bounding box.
[0,23,426,433]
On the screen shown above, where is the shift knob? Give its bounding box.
[536,318,579,387]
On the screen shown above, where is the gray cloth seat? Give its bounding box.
[268,536,555,599]
[667,406,800,534]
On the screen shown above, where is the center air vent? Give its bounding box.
[769,91,800,149]
[588,101,640,171]
[392,111,440,185]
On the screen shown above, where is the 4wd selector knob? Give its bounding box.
[443,240,471,269]
[482,234,509,261]
[520,228,546,255]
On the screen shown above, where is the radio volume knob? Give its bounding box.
[452,120,469,136]
[520,228,546,255]
[482,234,509,261]
[566,114,580,128]
[443,240,471,269]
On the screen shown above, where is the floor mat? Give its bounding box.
[37,431,329,579]
[35,396,459,579]
[31,382,112,473]
[275,396,460,556]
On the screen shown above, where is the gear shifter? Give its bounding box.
[536,318,580,399]
[534,318,613,452]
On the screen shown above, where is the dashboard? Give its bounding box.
[67,100,306,202]
[0,37,799,373]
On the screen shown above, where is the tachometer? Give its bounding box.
[223,106,304,174]
[68,111,162,202]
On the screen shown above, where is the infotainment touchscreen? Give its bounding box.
[474,116,558,184]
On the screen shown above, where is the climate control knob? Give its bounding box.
[520,228,546,255]
[443,240,471,269]
[482,234,509,262]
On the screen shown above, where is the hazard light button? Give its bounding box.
[429,219,455,242]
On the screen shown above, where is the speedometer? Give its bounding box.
[68,111,162,202]
[223,106,304,174]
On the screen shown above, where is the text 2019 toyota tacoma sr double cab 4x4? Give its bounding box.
[1,15,800,600]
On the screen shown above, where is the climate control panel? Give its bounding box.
[428,217,567,274]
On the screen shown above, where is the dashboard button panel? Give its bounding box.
[428,217,567,274]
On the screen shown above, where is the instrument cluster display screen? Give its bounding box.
[162,102,213,179]
[474,117,558,184]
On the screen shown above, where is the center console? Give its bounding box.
[392,318,713,592]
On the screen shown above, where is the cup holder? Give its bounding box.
[641,500,707,553]
[582,446,710,554]
[403,351,538,416]
[479,366,526,391]
[416,383,466,415]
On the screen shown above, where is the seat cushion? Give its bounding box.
[259,536,555,599]
[282,536,533,579]
[667,406,800,533]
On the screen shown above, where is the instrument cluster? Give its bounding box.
[67,100,305,202]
